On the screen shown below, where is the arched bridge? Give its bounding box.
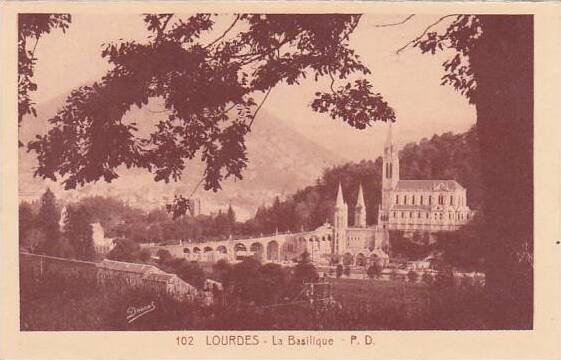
[148,223,334,263]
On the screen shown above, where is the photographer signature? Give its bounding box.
[126,301,156,323]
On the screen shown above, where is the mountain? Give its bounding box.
[19,95,349,220]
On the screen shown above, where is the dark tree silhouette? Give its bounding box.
[414,15,533,328]
[63,205,95,260]
[19,202,35,250]
[36,188,61,256]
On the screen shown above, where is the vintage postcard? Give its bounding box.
[1,1,560,359]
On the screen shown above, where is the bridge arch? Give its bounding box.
[250,242,264,261]
[203,246,213,253]
[216,245,227,254]
[266,240,280,261]
[183,248,190,254]
[193,247,201,253]
[234,243,247,252]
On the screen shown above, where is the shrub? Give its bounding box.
[336,264,343,279]
[407,270,419,283]
[422,272,433,285]
[366,263,381,279]
[434,268,455,289]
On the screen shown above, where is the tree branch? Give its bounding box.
[372,14,415,28]
[248,87,273,129]
[156,14,174,41]
[190,176,205,197]
[328,71,336,94]
[396,14,459,54]
[204,14,240,49]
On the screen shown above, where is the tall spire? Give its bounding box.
[336,182,345,207]
[356,183,365,208]
[354,183,367,227]
[385,121,393,147]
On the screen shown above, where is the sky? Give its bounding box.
[31,13,475,162]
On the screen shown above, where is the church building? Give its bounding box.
[377,124,473,232]
[331,123,473,261]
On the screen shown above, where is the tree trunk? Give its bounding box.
[471,15,533,329]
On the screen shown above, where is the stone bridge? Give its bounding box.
[148,223,334,263]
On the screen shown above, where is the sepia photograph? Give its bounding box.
[14,10,537,333]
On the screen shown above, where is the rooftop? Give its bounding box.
[395,180,464,192]
[97,259,164,275]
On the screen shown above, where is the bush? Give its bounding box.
[156,249,172,264]
[407,270,419,283]
[422,272,433,285]
[336,264,343,279]
[434,269,455,289]
[366,263,381,279]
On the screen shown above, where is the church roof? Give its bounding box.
[391,204,432,211]
[395,180,463,192]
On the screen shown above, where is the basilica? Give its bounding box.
[330,124,473,261]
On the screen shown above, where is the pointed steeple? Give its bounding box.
[356,183,365,208]
[336,182,345,207]
[354,183,367,227]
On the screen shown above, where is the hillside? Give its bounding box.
[19,95,348,220]
[244,126,482,234]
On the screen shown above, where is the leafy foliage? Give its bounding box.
[107,238,150,263]
[312,79,395,129]
[28,14,394,193]
[414,15,482,103]
[18,14,71,138]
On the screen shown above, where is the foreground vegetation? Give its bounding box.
[21,258,496,331]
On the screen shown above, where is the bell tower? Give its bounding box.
[380,123,399,222]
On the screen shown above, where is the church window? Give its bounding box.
[395,195,399,204]
[450,195,454,205]
[393,212,396,218]
[420,195,423,205]
[412,195,415,205]
[428,196,432,205]
[440,213,443,220]
[417,212,421,218]
[389,163,393,178]
[449,213,451,219]
[401,212,404,218]
[426,212,429,219]
[404,195,407,204]
[410,211,413,218]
